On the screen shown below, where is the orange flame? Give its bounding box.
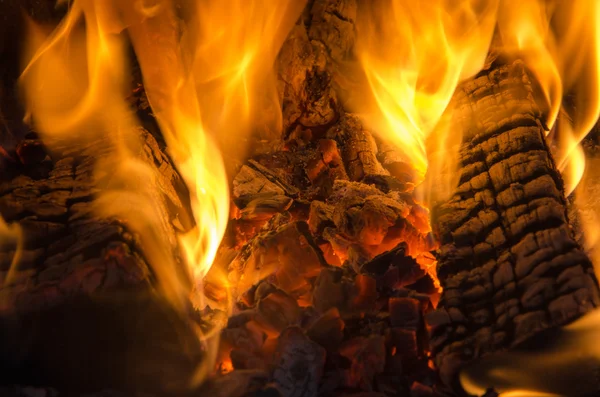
[352,0,498,183]
[120,0,306,285]
[352,0,600,198]
[20,0,193,311]
[497,0,600,195]
[349,2,600,395]
[19,0,303,388]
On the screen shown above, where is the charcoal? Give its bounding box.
[272,327,326,397]
[307,307,345,351]
[330,114,388,181]
[305,139,348,183]
[233,165,286,200]
[338,335,386,391]
[307,200,335,237]
[256,290,302,333]
[229,221,327,296]
[16,139,47,165]
[362,174,413,194]
[389,298,421,329]
[239,195,293,221]
[195,370,273,397]
[247,160,300,198]
[312,267,354,314]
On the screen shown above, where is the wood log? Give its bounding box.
[0,129,204,394]
[426,60,600,391]
[277,0,356,137]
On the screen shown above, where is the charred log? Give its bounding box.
[0,129,203,394]
[427,60,600,391]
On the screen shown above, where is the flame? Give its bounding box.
[347,1,600,396]
[351,0,600,196]
[119,0,306,285]
[0,218,22,290]
[497,0,600,195]
[352,0,498,183]
[20,0,192,311]
[19,0,303,388]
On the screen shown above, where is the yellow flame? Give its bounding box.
[352,0,600,196]
[348,2,600,395]
[498,0,600,195]
[353,0,498,183]
[119,0,305,285]
[19,0,193,311]
[19,0,303,388]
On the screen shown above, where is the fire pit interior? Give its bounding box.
[2,1,600,397]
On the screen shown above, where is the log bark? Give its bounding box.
[0,129,203,394]
[426,60,600,391]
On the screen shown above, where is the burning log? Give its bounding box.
[427,60,600,390]
[0,129,205,393]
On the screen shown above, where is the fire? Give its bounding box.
[9,0,600,393]
[18,0,303,388]
[352,0,498,183]
[350,1,600,396]
[20,0,194,312]
[352,0,600,198]
[110,0,305,287]
[0,218,21,290]
[497,0,600,195]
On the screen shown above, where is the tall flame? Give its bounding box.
[352,0,600,197]
[19,0,303,388]
[20,0,193,311]
[119,0,305,284]
[497,0,600,195]
[352,0,498,183]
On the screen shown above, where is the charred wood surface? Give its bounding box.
[427,60,600,390]
[0,129,203,393]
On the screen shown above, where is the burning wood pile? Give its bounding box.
[2,1,600,397]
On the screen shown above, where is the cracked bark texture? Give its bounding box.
[0,130,204,394]
[426,60,600,391]
[277,0,357,138]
